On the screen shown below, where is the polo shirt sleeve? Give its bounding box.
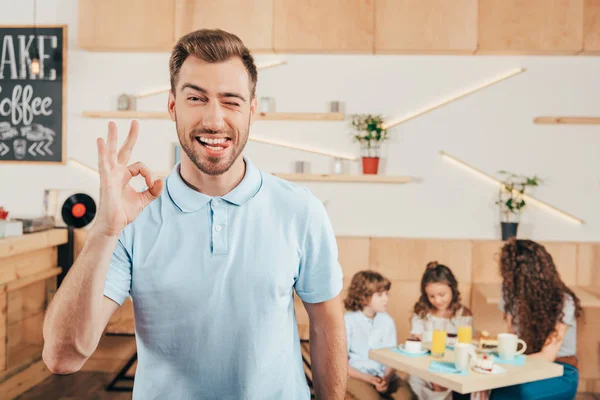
[294,194,343,304]
[103,231,132,306]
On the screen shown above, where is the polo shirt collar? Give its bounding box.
[222,157,262,206]
[167,156,262,212]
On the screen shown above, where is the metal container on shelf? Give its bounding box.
[117,94,136,111]
[259,97,275,113]
[295,161,310,174]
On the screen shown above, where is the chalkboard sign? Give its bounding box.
[0,25,66,164]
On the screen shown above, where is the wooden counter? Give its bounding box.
[0,229,66,386]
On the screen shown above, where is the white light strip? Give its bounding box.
[135,61,288,99]
[255,60,288,70]
[249,135,358,161]
[68,158,99,176]
[384,68,526,129]
[440,151,584,225]
[135,87,170,99]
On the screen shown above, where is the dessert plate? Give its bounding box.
[472,364,506,375]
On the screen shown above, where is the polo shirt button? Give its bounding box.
[214,225,222,232]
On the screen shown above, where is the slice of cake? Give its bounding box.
[476,354,494,372]
[478,330,498,350]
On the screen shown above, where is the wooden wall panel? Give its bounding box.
[375,0,478,54]
[478,0,584,54]
[471,240,503,284]
[7,281,46,324]
[337,237,371,279]
[387,281,421,343]
[370,238,472,283]
[21,313,44,346]
[6,312,44,356]
[0,360,51,399]
[584,0,600,54]
[0,248,57,286]
[471,285,505,336]
[541,242,578,286]
[6,320,22,352]
[0,230,66,260]
[273,0,374,53]
[578,308,600,379]
[175,0,273,52]
[78,0,175,51]
[577,243,600,287]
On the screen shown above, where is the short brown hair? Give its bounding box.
[169,29,258,97]
[344,270,391,312]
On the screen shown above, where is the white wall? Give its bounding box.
[2,0,600,241]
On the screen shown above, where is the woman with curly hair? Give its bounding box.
[407,261,472,400]
[344,270,416,400]
[491,238,583,400]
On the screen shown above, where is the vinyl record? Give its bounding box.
[61,193,97,228]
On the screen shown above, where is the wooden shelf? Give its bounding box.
[83,111,169,119]
[534,117,600,125]
[273,174,414,184]
[82,111,344,121]
[256,112,344,121]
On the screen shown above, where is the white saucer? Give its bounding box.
[472,364,506,375]
[397,344,429,355]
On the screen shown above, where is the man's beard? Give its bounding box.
[176,115,250,176]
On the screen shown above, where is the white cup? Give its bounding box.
[497,333,527,360]
[404,339,422,353]
[454,343,476,371]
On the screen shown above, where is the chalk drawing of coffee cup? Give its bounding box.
[13,139,27,159]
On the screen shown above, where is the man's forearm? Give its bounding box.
[310,319,347,400]
[42,232,118,373]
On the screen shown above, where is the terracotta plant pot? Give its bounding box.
[362,157,379,174]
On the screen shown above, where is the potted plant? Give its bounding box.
[496,171,542,240]
[350,114,388,174]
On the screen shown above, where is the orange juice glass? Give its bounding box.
[457,316,473,344]
[431,319,447,357]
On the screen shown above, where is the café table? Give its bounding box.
[369,347,564,394]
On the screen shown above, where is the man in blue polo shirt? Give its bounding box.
[42,29,347,399]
